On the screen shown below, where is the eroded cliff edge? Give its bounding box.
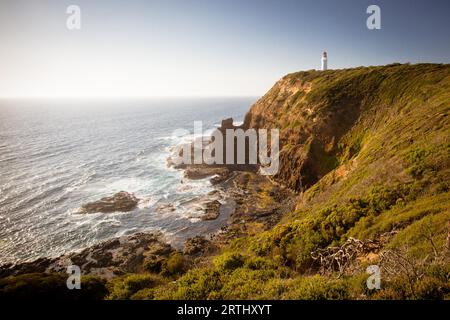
[243,63,450,195]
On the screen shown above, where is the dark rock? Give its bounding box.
[0,233,174,279]
[201,200,221,220]
[183,236,211,256]
[183,166,229,181]
[210,168,231,184]
[221,118,234,129]
[0,257,56,278]
[78,191,139,214]
[143,254,166,273]
[207,190,220,196]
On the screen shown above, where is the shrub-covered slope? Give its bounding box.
[139,64,449,300]
[151,63,449,300]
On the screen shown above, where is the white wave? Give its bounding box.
[137,196,157,209]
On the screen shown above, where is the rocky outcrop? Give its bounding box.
[0,233,173,279]
[78,191,139,214]
[183,236,212,256]
[184,166,230,184]
[201,200,221,220]
[167,117,257,175]
[242,64,450,192]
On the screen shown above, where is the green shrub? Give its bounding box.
[244,256,274,270]
[281,275,350,300]
[143,254,165,273]
[161,252,186,277]
[130,288,156,300]
[219,269,276,299]
[0,273,107,300]
[414,276,449,300]
[107,273,163,300]
[387,211,449,259]
[175,268,223,299]
[372,273,449,300]
[80,275,108,300]
[213,252,245,271]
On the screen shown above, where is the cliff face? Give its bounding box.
[243,64,450,195]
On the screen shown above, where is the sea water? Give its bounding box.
[0,97,255,264]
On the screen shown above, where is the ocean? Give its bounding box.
[0,97,255,264]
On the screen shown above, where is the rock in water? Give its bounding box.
[183,166,230,181]
[79,191,139,214]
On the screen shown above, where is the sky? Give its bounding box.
[0,0,449,98]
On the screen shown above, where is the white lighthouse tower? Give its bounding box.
[321,51,328,71]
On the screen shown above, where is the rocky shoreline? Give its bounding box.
[0,170,292,279]
[0,118,294,279]
[0,232,173,279]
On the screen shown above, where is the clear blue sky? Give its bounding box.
[0,0,449,97]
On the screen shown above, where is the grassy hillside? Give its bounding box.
[244,63,450,192]
[2,63,449,299]
[123,63,449,300]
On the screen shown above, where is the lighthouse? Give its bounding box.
[321,51,328,71]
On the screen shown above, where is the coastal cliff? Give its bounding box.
[159,63,449,299]
[1,63,449,300]
[243,63,450,193]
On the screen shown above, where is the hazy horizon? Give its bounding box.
[1,0,449,98]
